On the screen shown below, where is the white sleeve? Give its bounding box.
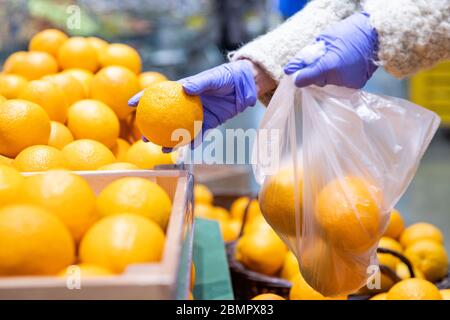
[230,0,360,82]
[365,0,450,78]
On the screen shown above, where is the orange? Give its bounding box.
[370,293,387,300]
[0,99,51,157]
[220,218,242,242]
[18,79,69,123]
[440,289,450,300]
[252,294,285,300]
[190,264,196,290]
[99,43,142,74]
[67,99,120,148]
[259,166,302,236]
[97,162,139,171]
[195,204,229,222]
[0,204,75,275]
[136,81,203,148]
[58,263,114,278]
[90,66,140,119]
[299,235,369,296]
[400,222,444,248]
[96,177,172,230]
[57,37,99,72]
[396,261,425,280]
[361,269,395,294]
[48,121,74,149]
[21,170,98,242]
[29,29,68,57]
[130,114,143,141]
[14,145,66,172]
[139,71,168,89]
[79,214,166,273]
[235,227,287,276]
[377,236,403,270]
[280,251,299,281]
[383,209,404,239]
[230,196,262,222]
[2,51,27,73]
[194,184,213,205]
[242,213,274,235]
[0,74,28,99]
[125,140,175,169]
[43,73,86,105]
[0,165,24,207]
[0,155,13,166]
[3,51,58,80]
[62,139,116,170]
[0,95,5,104]
[111,138,130,161]
[316,176,383,253]
[86,37,108,56]
[62,68,94,96]
[194,203,214,219]
[404,239,448,282]
[289,272,347,300]
[387,278,442,300]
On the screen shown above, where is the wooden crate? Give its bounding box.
[0,170,194,300]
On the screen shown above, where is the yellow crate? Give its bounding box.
[409,60,450,126]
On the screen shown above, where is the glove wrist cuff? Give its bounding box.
[230,60,258,113]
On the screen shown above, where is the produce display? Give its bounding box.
[0,29,175,172]
[195,183,449,300]
[0,167,171,277]
[0,27,448,302]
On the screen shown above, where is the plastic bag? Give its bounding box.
[252,77,440,296]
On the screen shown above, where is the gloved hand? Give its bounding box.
[128,60,258,151]
[284,12,379,89]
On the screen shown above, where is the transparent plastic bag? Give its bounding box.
[252,77,440,296]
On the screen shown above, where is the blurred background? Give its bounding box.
[0,0,449,249]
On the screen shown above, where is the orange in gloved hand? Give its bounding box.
[136,81,203,148]
[316,176,383,253]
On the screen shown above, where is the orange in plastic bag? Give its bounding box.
[253,76,439,296]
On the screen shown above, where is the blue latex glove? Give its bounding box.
[284,12,379,89]
[128,60,257,151]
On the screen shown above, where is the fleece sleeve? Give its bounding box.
[229,0,360,82]
[365,0,450,78]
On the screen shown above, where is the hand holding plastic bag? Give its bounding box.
[253,64,440,296]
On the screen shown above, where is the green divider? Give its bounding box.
[192,218,234,300]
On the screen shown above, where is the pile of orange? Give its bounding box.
[193,184,267,243]
[245,204,449,301]
[0,29,176,172]
[0,167,171,277]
